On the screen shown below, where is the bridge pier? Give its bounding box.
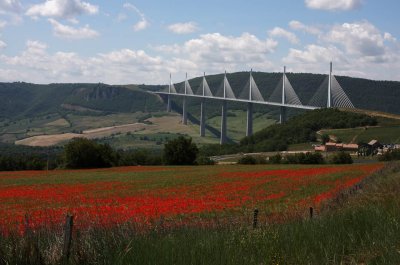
[200,99,205,137]
[246,102,253,136]
[279,106,286,124]
[182,97,187,125]
[167,95,171,112]
[220,101,227,144]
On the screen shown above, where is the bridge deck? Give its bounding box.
[154,91,320,110]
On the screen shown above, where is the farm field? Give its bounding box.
[321,125,400,143]
[2,162,400,264]
[0,163,383,234]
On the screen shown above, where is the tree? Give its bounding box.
[163,136,198,165]
[321,134,330,145]
[330,151,353,164]
[64,138,116,169]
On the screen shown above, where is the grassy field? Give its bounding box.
[1,162,395,264]
[206,110,276,141]
[321,126,400,143]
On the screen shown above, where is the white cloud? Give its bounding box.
[268,27,299,44]
[0,40,166,84]
[167,22,199,34]
[0,20,6,28]
[289,20,321,35]
[0,33,279,84]
[0,40,6,49]
[123,3,149,32]
[26,0,98,19]
[284,44,346,65]
[384,32,396,42]
[48,18,99,39]
[305,0,363,11]
[157,32,278,75]
[325,21,388,60]
[0,0,22,13]
[133,19,148,32]
[282,20,400,80]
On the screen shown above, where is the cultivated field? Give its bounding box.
[3,162,400,264]
[0,163,383,233]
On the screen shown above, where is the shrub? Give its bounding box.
[238,155,257,165]
[163,136,198,165]
[330,151,353,164]
[196,156,215,165]
[269,153,282,164]
[379,149,400,161]
[284,152,325,164]
[64,138,116,169]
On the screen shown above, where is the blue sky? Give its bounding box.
[0,0,399,84]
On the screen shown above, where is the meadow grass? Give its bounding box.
[1,163,400,264]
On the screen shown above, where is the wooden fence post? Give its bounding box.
[63,215,74,261]
[253,209,259,229]
[24,214,31,236]
[309,207,313,219]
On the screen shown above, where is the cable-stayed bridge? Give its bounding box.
[154,62,354,144]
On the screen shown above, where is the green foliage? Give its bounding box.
[163,136,198,165]
[330,151,353,164]
[0,155,46,171]
[196,155,215,165]
[321,134,330,144]
[284,152,325,164]
[64,138,116,169]
[238,155,257,164]
[268,153,282,164]
[379,149,400,161]
[117,149,162,166]
[241,108,377,152]
[0,143,62,171]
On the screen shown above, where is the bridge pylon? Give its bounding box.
[182,73,188,125]
[200,73,206,137]
[328,62,332,108]
[280,66,287,124]
[246,69,253,137]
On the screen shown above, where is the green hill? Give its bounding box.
[0,82,165,119]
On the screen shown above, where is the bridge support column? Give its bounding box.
[220,101,227,144]
[167,95,171,112]
[280,106,286,124]
[246,102,253,137]
[182,97,187,125]
[200,99,205,137]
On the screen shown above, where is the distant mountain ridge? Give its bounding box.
[0,72,399,121]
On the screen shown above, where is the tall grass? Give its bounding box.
[1,163,400,264]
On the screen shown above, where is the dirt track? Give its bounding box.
[15,123,147,147]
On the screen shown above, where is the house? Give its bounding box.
[325,142,337,151]
[368,139,381,149]
[343,144,359,151]
[314,142,359,152]
[314,145,326,151]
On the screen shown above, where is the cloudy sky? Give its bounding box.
[0,0,399,84]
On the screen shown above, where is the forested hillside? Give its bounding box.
[199,108,378,156]
[0,82,165,119]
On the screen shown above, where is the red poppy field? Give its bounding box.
[0,163,383,234]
